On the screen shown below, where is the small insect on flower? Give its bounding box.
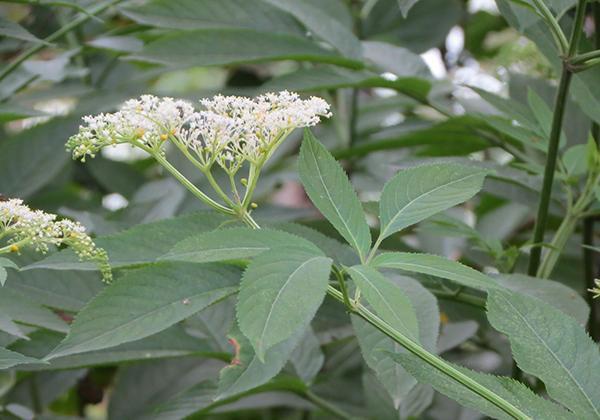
[0,198,112,283]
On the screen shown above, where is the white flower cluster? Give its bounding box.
[67,95,195,161]
[67,91,331,171]
[0,199,112,282]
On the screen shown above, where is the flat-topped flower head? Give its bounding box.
[67,95,194,161]
[0,198,112,282]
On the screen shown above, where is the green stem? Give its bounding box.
[536,210,578,278]
[0,238,30,254]
[531,0,569,53]
[569,49,600,66]
[0,0,124,83]
[303,390,352,420]
[151,152,235,216]
[429,289,486,309]
[327,285,531,420]
[527,66,573,276]
[239,212,528,419]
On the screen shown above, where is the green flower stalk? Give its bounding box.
[0,198,111,282]
[66,91,331,220]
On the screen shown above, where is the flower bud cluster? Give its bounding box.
[67,91,331,172]
[0,199,112,282]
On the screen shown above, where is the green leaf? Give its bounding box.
[392,353,575,420]
[46,263,240,359]
[263,0,362,58]
[353,275,438,407]
[487,289,600,418]
[237,246,331,359]
[562,144,588,177]
[128,29,363,69]
[0,288,68,333]
[299,130,371,261]
[397,0,421,16]
[4,270,103,312]
[362,41,430,78]
[10,327,214,371]
[371,252,500,292]
[217,325,304,400]
[0,103,47,123]
[120,0,303,34]
[161,227,320,263]
[263,66,431,103]
[0,267,5,287]
[108,357,221,420]
[0,117,78,198]
[23,211,230,271]
[290,326,324,384]
[347,265,419,341]
[378,163,490,239]
[0,16,48,44]
[494,273,589,325]
[0,348,43,370]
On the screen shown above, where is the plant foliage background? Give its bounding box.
[1,0,600,419]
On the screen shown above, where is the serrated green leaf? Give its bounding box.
[46,263,240,360]
[392,352,575,420]
[161,227,320,263]
[487,289,600,418]
[299,130,371,261]
[217,326,304,400]
[494,273,589,325]
[128,29,363,69]
[23,211,230,271]
[237,246,331,359]
[378,163,490,239]
[353,275,438,407]
[371,252,500,292]
[0,348,43,370]
[347,265,419,341]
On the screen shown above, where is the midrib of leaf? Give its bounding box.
[501,295,599,417]
[48,286,237,359]
[307,144,366,261]
[258,256,322,349]
[380,172,483,239]
[351,268,416,340]
[168,246,270,259]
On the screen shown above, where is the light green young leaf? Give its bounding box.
[378,164,490,239]
[237,246,331,359]
[46,263,240,360]
[217,326,304,400]
[562,144,588,177]
[353,275,438,407]
[371,252,500,292]
[0,348,43,370]
[161,227,320,263]
[299,130,371,262]
[347,265,419,341]
[392,353,575,420]
[487,289,600,418]
[128,29,363,69]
